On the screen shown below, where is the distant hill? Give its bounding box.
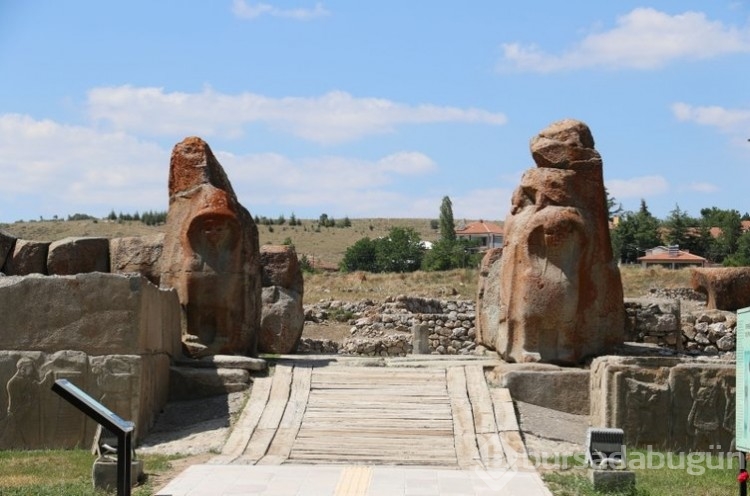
[1,218,502,268]
[0,218,694,301]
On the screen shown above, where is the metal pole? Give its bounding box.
[117,430,132,496]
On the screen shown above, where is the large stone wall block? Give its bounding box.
[258,245,304,354]
[259,286,304,354]
[487,363,591,415]
[0,350,169,449]
[110,233,165,285]
[476,248,503,350]
[0,230,16,272]
[0,273,181,357]
[4,239,50,275]
[260,244,304,295]
[47,236,110,275]
[590,356,734,451]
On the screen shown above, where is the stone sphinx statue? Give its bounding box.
[160,137,261,358]
[478,119,624,364]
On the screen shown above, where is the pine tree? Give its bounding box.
[439,196,456,243]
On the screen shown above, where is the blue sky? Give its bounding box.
[1,1,749,223]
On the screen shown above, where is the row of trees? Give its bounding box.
[339,196,481,273]
[104,210,356,230]
[106,210,167,226]
[611,200,750,266]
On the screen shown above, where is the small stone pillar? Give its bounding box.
[412,324,430,354]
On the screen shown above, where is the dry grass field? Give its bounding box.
[0,219,694,304]
[0,218,444,269]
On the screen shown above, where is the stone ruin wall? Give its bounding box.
[590,356,735,452]
[624,285,736,356]
[0,272,180,449]
[300,297,480,357]
[299,295,739,358]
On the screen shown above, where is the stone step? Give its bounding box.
[169,366,253,400]
[175,354,267,371]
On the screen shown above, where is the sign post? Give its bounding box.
[736,307,750,495]
[51,379,134,496]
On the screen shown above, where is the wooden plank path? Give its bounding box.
[213,362,528,470]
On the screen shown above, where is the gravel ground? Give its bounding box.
[138,390,250,457]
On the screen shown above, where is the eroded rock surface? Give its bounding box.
[160,137,261,358]
[476,248,503,348]
[110,233,165,285]
[3,239,49,275]
[47,237,110,275]
[0,231,15,272]
[477,119,624,364]
[590,356,734,451]
[258,245,304,354]
[691,267,750,311]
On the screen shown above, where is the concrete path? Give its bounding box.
[155,464,551,495]
[157,356,552,496]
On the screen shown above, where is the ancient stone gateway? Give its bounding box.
[477,119,624,364]
[160,137,262,358]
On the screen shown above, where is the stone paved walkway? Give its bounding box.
[157,356,552,496]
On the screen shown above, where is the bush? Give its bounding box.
[422,239,482,271]
[66,213,96,221]
[328,307,354,322]
[340,237,378,272]
[340,227,424,273]
[299,254,316,273]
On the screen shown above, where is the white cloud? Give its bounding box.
[682,182,720,193]
[0,114,167,216]
[672,102,750,133]
[451,188,513,221]
[231,0,329,20]
[606,175,670,199]
[0,113,449,219]
[377,152,436,174]
[217,150,438,215]
[499,8,750,72]
[86,86,507,144]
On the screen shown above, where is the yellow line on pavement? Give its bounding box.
[334,466,373,496]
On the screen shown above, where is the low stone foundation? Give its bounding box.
[487,364,591,415]
[304,295,737,358]
[590,355,734,451]
[486,355,736,452]
[303,297,480,357]
[625,295,736,356]
[297,337,340,354]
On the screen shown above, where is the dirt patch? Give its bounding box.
[301,321,352,342]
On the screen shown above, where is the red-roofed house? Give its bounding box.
[455,220,504,252]
[637,245,707,269]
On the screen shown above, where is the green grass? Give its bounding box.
[543,450,739,496]
[0,449,182,495]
